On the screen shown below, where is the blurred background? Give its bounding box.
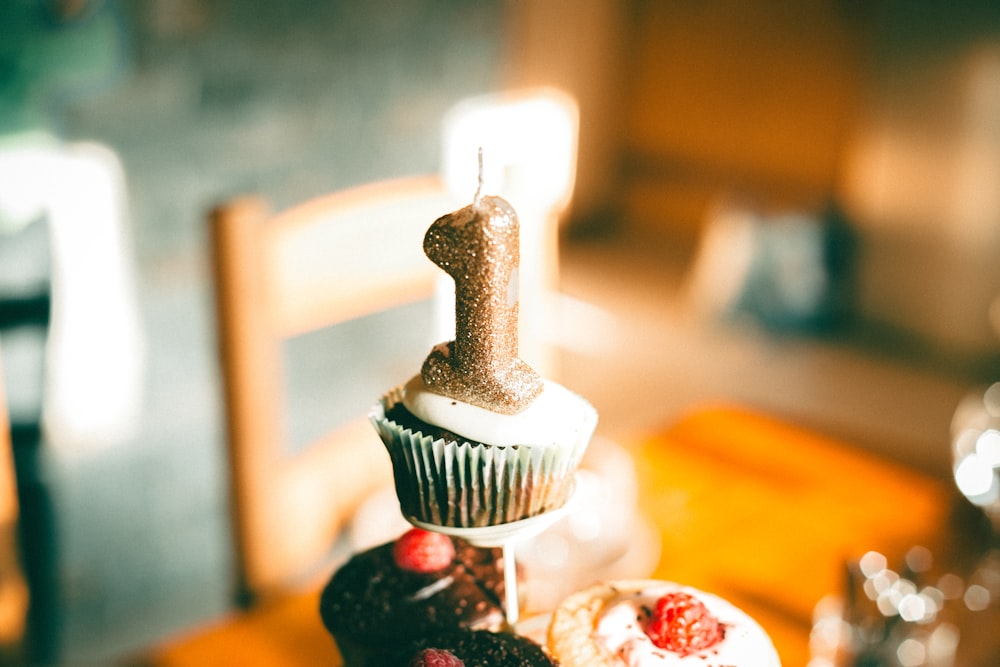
[1,0,999,664]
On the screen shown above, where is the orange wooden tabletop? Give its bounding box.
[126,405,951,667]
[633,404,950,667]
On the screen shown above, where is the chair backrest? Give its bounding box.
[0,345,29,662]
[210,174,463,605]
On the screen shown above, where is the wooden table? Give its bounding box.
[632,404,950,667]
[127,405,950,666]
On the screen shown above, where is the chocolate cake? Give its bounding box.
[370,628,559,666]
[319,528,520,665]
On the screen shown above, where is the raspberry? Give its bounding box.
[645,592,724,656]
[392,528,455,573]
[409,647,465,667]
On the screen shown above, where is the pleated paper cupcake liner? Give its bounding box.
[370,387,593,528]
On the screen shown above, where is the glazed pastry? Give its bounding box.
[319,528,520,666]
[547,580,781,666]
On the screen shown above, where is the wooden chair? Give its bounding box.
[210,175,464,607]
[0,345,29,664]
[130,96,578,665]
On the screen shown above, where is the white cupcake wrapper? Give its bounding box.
[370,387,593,528]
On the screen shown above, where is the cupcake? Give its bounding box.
[370,628,558,666]
[371,193,597,528]
[319,528,521,666]
[547,580,781,666]
[374,374,596,528]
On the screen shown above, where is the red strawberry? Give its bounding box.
[409,647,465,667]
[645,591,724,656]
[392,528,455,573]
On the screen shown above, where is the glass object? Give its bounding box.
[952,382,1000,529]
[808,382,1000,666]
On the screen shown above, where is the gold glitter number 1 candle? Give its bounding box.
[420,151,542,415]
[371,152,597,626]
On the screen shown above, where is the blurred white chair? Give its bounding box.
[0,133,145,454]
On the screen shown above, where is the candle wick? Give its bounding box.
[473,147,484,206]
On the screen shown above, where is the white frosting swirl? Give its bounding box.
[400,374,597,447]
[594,583,781,667]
